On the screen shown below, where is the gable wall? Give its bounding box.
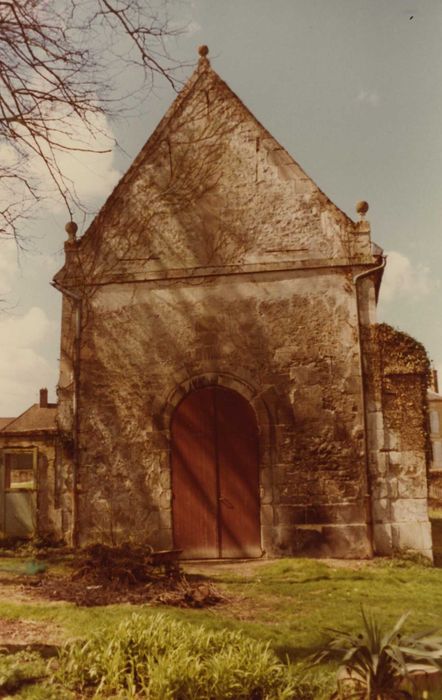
[59,65,369,290]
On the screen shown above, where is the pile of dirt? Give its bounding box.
[24,572,226,607]
[20,545,227,608]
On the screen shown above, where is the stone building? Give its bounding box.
[0,389,58,539]
[367,325,432,556]
[52,48,433,559]
[428,380,442,508]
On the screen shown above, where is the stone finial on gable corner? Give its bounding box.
[197,44,210,71]
[356,200,369,220]
[65,220,78,243]
[64,220,79,259]
[355,200,370,235]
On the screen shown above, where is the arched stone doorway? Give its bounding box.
[171,385,261,558]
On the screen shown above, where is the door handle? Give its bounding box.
[219,496,234,509]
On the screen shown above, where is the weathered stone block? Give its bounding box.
[371,478,388,500]
[259,466,273,492]
[390,451,426,477]
[388,451,401,466]
[372,498,390,523]
[274,525,324,555]
[261,525,276,555]
[390,498,429,523]
[158,489,172,509]
[367,411,384,448]
[397,479,427,499]
[261,504,274,528]
[274,505,306,526]
[304,502,367,525]
[159,469,171,491]
[388,477,399,499]
[371,451,388,477]
[320,524,372,558]
[373,523,393,554]
[391,522,433,558]
[271,524,371,558]
[385,430,400,451]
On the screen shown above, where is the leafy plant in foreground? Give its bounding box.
[313,608,442,699]
[54,612,295,698]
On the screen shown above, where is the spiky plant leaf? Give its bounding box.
[313,608,442,700]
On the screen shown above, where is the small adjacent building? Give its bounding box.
[0,389,58,540]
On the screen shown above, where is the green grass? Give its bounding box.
[196,558,442,659]
[2,547,442,697]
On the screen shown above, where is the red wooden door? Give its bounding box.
[171,386,261,558]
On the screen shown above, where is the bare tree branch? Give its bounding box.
[0,0,186,241]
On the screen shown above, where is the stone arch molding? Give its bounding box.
[165,372,259,425]
[157,372,275,468]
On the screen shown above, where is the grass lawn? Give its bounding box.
[1,523,442,697]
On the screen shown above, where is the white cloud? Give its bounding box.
[0,306,58,415]
[0,108,121,224]
[378,250,432,305]
[2,307,51,347]
[29,110,121,209]
[356,89,380,107]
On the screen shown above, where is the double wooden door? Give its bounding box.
[171,386,261,558]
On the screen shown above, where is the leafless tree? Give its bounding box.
[0,0,185,243]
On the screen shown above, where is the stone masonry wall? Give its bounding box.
[61,268,372,557]
[367,324,432,559]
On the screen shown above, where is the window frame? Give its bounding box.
[2,447,38,492]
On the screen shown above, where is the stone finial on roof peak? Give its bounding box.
[197,45,210,71]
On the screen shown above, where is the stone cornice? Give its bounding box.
[56,255,381,289]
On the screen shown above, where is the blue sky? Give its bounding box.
[1,0,441,414]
